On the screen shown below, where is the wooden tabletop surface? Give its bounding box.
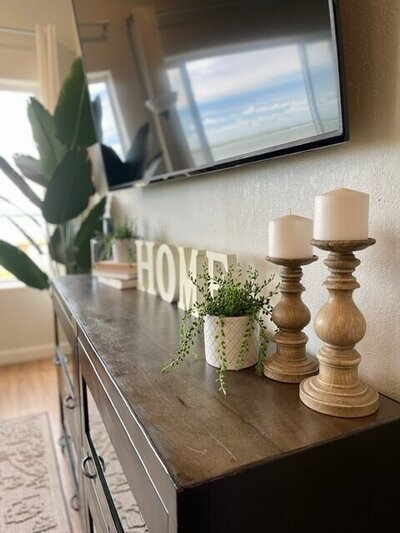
[53,275,400,490]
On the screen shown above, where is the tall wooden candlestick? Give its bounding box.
[264,256,319,383]
[300,239,379,418]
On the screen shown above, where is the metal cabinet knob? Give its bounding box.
[63,394,76,410]
[81,455,97,479]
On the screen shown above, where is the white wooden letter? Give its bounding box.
[155,244,179,302]
[135,239,158,294]
[178,247,207,311]
[206,251,237,296]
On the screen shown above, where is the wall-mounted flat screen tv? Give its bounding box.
[74,0,348,189]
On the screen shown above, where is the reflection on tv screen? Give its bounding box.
[74,0,346,188]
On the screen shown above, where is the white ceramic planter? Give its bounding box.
[204,315,258,370]
[112,238,136,263]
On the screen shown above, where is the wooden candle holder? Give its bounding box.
[264,256,319,383]
[300,239,379,418]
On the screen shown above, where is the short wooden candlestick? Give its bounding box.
[264,256,319,383]
[300,239,379,418]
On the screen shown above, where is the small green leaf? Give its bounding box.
[54,58,97,149]
[0,240,49,290]
[42,149,93,224]
[27,98,66,179]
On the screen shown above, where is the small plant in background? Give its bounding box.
[103,217,138,263]
[163,264,278,394]
[99,217,138,262]
[113,217,136,240]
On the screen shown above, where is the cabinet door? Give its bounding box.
[53,305,83,523]
[79,348,149,532]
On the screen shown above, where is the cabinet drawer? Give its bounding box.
[58,357,80,456]
[79,339,169,533]
[56,343,77,398]
[53,291,76,347]
[54,292,79,403]
[82,466,111,533]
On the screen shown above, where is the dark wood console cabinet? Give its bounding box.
[52,275,400,533]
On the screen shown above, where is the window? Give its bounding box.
[0,81,47,284]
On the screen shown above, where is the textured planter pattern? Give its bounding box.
[204,315,258,370]
[112,238,136,263]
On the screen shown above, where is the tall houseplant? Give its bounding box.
[163,264,278,394]
[0,58,105,289]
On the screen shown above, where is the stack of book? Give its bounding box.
[92,261,138,290]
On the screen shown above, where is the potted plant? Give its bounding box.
[163,264,278,394]
[111,218,137,263]
[0,57,104,288]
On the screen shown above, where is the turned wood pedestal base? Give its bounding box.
[300,368,379,418]
[264,256,318,383]
[300,239,379,418]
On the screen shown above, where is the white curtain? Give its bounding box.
[35,24,60,113]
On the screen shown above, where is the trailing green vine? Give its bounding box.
[162,263,279,394]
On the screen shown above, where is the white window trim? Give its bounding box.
[0,77,39,95]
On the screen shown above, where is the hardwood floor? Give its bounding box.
[0,358,83,533]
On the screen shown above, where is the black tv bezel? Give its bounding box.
[111,0,348,190]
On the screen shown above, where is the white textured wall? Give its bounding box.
[0,0,79,81]
[113,0,400,400]
[0,287,53,364]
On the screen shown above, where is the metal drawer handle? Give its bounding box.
[70,494,80,511]
[81,455,97,479]
[63,394,76,410]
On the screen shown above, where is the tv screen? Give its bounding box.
[74,0,348,189]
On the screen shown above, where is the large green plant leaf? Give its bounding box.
[13,154,48,187]
[49,225,65,264]
[0,240,48,290]
[27,98,66,179]
[42,149,93,224]
[0,156,42,208]
[0,195,41,228]
[100,144,129,187]
[74,196,106,272]
[7,217,43,255]
[48,221,77,268]
[54,58,97,150]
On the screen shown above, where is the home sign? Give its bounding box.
[135,240,237,311]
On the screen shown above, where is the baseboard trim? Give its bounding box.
[0,343,55,366]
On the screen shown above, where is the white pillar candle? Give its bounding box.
[314,188,369,241]
[268,215,313,259]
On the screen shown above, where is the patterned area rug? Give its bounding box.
[0,413,71,533]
